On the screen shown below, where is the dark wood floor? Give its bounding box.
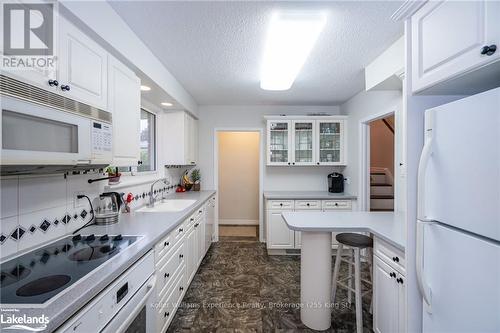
[167,239,373,332]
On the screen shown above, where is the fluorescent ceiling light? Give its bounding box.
[140,85,151,91]
[161,102,173,107]
[260,12,327,91]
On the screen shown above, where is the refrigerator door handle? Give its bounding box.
[416,220,432,312]
[417,125,433,222]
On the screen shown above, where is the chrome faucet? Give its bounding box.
[148,178,170,207]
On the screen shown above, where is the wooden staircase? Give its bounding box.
[370,171,394,211]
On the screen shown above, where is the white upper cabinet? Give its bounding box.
[108,56,141,167]
[58,17,108,110]
[292,120,316,166]
[316,120,345,166]
[266,117,347,166]
[411,0,500,93]
[267,120,292,166]
[163,111,198,166]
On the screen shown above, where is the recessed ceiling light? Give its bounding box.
[140,85,151,91]
[260,12,327,91]
[161,102,173,107]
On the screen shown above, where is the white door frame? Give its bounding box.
[213,128,265,242]
[358,106,398,212]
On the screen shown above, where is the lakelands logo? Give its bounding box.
[1,1,57,71]
[0,313,49,332]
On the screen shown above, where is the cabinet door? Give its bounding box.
[316,120,345,165]
[266,210,295,249]
[59,17,108,109]
[108,56,141,167]
[411,1,500,93]
[292,120,315,166]
[373,256,399,333]
[185,226,197,284]
[196,217,205,266]
[397,273,406,333]
[267,120,291,165]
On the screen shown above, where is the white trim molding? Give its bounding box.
[391,0,427,21]
[219,219,259,226]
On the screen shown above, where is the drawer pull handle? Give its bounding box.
[481,44,497,56]
[190,218,194,222]
[164,272,170,278]
[179,228,184,232]
[179,286,184,291]
[179,254,184,259]
[390,272,396,278]
[392,256,400,262]
[164,312,169,317]
[397,277,404,284]
[164,241,169,247]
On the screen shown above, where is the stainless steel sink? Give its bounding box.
[136,199,197,213]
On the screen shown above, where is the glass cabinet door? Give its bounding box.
[292,121,315,165]
[317,120,343,165]
[268,120,290,165]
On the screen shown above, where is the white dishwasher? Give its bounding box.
[57,251,156,333]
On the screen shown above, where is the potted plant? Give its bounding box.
[191,169,201,191]
[106,167,121,185]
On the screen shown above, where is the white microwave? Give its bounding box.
[1,93,113,174]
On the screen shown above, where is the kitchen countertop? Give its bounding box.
[282,211,405,250]
[263,191,357,200]
[0,190,215,333]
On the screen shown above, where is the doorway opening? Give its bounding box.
[359,107,399,212]
[216,131,261,242]
[369,115,395,211]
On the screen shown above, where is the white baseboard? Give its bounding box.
[219,219,259,226]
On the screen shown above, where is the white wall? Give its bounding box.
[340,90,402,199]
[197,105,342,192]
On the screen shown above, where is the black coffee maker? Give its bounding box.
[328,172,344,193]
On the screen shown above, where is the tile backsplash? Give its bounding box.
[0,168,186,259]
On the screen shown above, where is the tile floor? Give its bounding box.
[167,239,373,332]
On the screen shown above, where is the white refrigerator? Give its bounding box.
[417,87,500,332]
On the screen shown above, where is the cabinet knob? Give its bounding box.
[60,84,70,91]
[481,44,497,56]
[306,203,310,206]
[317,162,320,165]
[288,162,291,165]
[292,162,295,165]
[48,79,58,87]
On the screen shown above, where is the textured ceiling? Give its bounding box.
[110,1,403,106]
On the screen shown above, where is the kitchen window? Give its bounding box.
[119,109,156,173]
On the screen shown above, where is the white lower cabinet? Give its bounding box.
[373,238,406,333]
[266,210,295,249]
[266,199,353,251]
[152,198,213,332]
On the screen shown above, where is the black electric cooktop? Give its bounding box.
[0,234,139,305]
